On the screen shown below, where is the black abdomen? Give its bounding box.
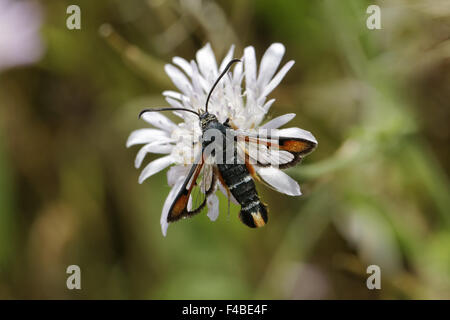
[217,163,268,228]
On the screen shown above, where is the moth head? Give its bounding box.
[199,112,217,130]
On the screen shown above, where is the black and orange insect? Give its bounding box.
[139,59,316,228]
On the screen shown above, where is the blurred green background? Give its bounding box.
[0,0,449,299]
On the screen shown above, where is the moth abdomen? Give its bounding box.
[239,201,268,228]
[218,162,268,228]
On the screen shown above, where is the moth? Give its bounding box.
[139,59,317,228]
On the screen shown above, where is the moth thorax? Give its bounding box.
[200,113,217,130]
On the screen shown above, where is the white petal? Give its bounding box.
[219,44,235,71]
[190,60,209,95]
[135,141,174,168]
[278,127,318,144]
[257,167,301,196]
[172,56,192,77]
[260,60,295,98]
[244,46,257,89]
[196,43,218,80]
[138,155,174,184]
[141,112,178,132]
[232,58,243,85]
[244,47,259,109]
[261,99,275,113]
[160,176,185,236]
[165,64,193,95]
[207,193,219,221]
[257,43,285,89]
[140,144,172,155]
[162,90,188,102]
[261,113,296,129]
[167,165,190,186]
[126,129,168,147]
[165,97,184,109]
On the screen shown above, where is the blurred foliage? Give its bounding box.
[0,0,449,299]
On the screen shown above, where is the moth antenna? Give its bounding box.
[205,58,241,113]
[139,107,200,119]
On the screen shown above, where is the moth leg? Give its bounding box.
[226,192,230,219]
[244,154,261,183]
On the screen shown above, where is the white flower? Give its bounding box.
[127,43,317,236]
[0,0,45,71]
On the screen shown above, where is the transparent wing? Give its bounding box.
[167,154,217,223]
[187,161,216,214]
[234,128,317,169]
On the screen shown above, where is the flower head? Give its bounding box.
[127,43,317,236]
[0,0,45,71]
